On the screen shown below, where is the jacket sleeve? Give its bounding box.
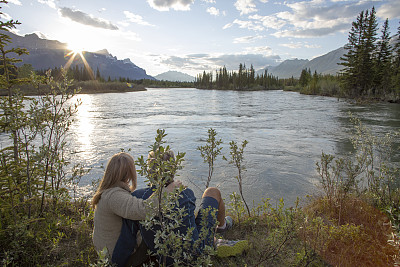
[107,188,158,220]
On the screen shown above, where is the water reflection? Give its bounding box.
[71,94,95,162]
[66,89,399,206]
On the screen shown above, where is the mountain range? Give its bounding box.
[263,47,345,78]
[8,32,347,81]
[6,32,155,80]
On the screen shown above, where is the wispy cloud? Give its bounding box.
[224,19,264,31]
[206,6,225,16]
[233,35,264,43]
[235,0,257,15]
[147,0,194,11]
[123,11,154,26]
[280,42,321,49]
[0,12,12,21]
[159,52,280,72]
[377,0,400,19]
[271,0,373,38]
[38,0,56,9]
[202,0,216,3]
[7,0,22,6]
[273,23,349,38]
[227,0,380,38]
[244,46,273,55]
[59,7,119,30]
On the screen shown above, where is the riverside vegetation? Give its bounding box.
[195,7,400,103]
[1,2,399,266]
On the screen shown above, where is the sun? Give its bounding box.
[64,42,95,80]
[67,42,86,54]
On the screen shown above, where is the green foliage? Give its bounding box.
[195,64,282,90]
[136,129,216,266]
[317,113,400,227]
[197,128,223,189]
[0,6,96,265]
[224,139,251,217]
[228,192,246,227]
[338,7,399,101]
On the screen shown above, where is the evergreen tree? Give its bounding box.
[339,8,378,97]
[360,7,378,94]
[391,21,400,96]
[374,18,392,95]
[299,68,311,87]
[339,10,365,96]
[96,66,101,80]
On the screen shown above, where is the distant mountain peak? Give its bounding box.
[155,70,195,82]
[95,49,110,55]
[30,31,50,40]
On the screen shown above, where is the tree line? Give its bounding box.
[339,7,400,99]
[195,64,282,90]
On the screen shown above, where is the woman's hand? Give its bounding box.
[166,180,183,192]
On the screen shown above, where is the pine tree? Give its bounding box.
[360,7,378,95]
[339,10,365,97]
[339,8,378,97]
[374,18,392,95]
[96,66,101,80]
[392,21,400,97]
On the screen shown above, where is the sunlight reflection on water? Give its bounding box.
[66,89,400,205]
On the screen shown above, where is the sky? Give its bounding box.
[2,0,400,77]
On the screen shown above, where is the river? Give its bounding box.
[43,88,400,206]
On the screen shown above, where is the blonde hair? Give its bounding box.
[92,152,137,208]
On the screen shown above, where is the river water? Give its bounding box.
[29,88,400,206]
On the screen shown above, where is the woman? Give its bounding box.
[92,152,181,258]
[113,150,233,266]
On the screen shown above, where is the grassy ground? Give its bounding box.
[1,193,398,266]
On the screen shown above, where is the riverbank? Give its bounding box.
[4,187,397,266]
[2,80,146,96]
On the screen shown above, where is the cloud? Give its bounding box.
[244,46,273,55]
[280,41,322,49]
[38,0,56,9]
[223,22,233,30]
[59,7,119,30]
[202,0,216,3]
[0,12,12,21]
[159,52,280,72]
[226,0,384,39]
[235,0,257,15]
[377,0,400,19]
[207,7,223,16]
[227,19,264,31]
[123,11,154,26]
[7,0,22,6]
[273,23,349,38]
[147,0,194,11]
[233,35,264,43]
[249,14,286,30]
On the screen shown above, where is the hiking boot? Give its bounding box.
[216,216,233,233]
[215,239,249,257]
